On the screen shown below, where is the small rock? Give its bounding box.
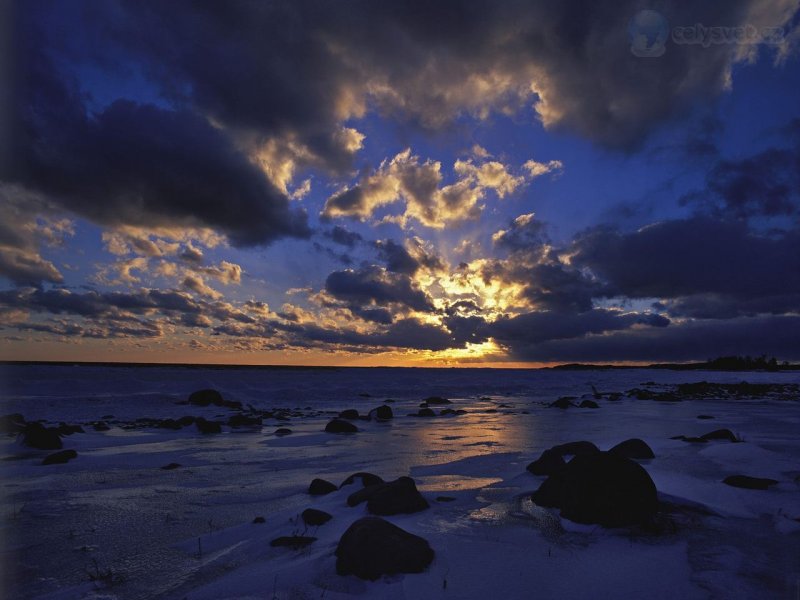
[92,421,110,432]
[549,397,575,409]
[325,419,358,433]
[0,413,26,434]
[160,463,182,470]
[696,415,714,420]
[42,449,77,465]
[270,536,316,549]
[335,517,434,580]
[608,438,655,459]
[422,396,451,405]
[177,416,196,427]
[700,429,739,442]
[722,475,779,490]
[338,409,360,420]
[302,508,333,526]
[22,422,62,450]
[188,389,224,407]
[228,414,262,427]
[275,428,292,436]
[579,400,600,409]
[369,405,393,421]
[253,516,265,524]
[57,423,85,435]
[340,472,384,488]
[414,408,436,417]
[309,478,338,495]
[195,417,222,434]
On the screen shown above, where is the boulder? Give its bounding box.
[340,472,384,488]
[227,414,263,427]
[532,451,658,527]
[177,416,196,427]
[414,408,436,417]
[551,440,600,457]
[338,409,360,420]
[325,419,358,433]
[526,449,566,476]
[22,422,62,450]
[160,463,182,470]
[42,449,77,465]
[274,428,292,436]
[608,438,655,459]
[700,429,738,442]
[335,517,434,580]
[195,417,222,434]
[253,516,265,524]
[157,419,182,430]
[696,415,714,420]
[302,508,333,526]
[92,421,110,432]
[347,476,429,516]
[579,400,600,409]
[722,475,779,490]
[57,423,85,435]
[308,478,338,496]
[369,405,393,421]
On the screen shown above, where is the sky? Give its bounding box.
[1,0,800,367]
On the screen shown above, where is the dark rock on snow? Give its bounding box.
[369,405,393,421]
[532,451,658,527]
[325,419,358,433]
[700,429,739,442]
[422,396,451,405]
[195,417,222,434]
[22,422,62,450]
[42,449,77,465]
[413,408,436,417]
[0,413,26,434]
[302,508,333,526]
[227,414,262,427]
[347,476,429,516]
[608,438,655,459]
[340,472,384,488]
[57,423,85,435]
[309,478,338,496]
[188,388,242,410]
[723,475,779,490]
[92,421,110,432]
[270,536,317,549]
[551,440,600,457]
[579,400,600,409]
[696,415,715,420]
[160,462,182,470]
[527,449,566,476]
[339,409,360,420]
[274,428,292,436]
[550,397,575,409]
[253,516,265,524]
[335,517,434,580]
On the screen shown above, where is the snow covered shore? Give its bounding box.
[1,365,799,599]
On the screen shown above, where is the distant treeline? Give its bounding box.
[554,355,799,371]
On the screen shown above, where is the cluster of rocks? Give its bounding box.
[549,397,600,409]
[627,381,799,402]
[274,471,435,580]
[671,428,740,444]
[1,413,82,466]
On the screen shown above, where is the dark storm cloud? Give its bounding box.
[325,266,435,312]
[485,309,669,348]
[502,315,800,362]
[569,217,800,301]
[5,20,309,247]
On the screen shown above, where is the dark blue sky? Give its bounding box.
[2,1,799,365]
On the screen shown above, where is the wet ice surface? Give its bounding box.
[1,365,799,599]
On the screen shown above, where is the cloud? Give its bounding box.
[325,226,363,248]
[324,266,435,312]
[7,30,310,247]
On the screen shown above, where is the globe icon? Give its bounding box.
[628,10,669,57]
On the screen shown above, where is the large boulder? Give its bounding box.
[549,397,575,409]
[608,438,655,459]
[346,476,429,516]
[526,449,566,476]
[22,422,62,450]
[325,419,358,434]
[308,478,338,496]
[579,400,600,409]
[701,429,739,442]
[532,452,658,527]
[335,517,434,580]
